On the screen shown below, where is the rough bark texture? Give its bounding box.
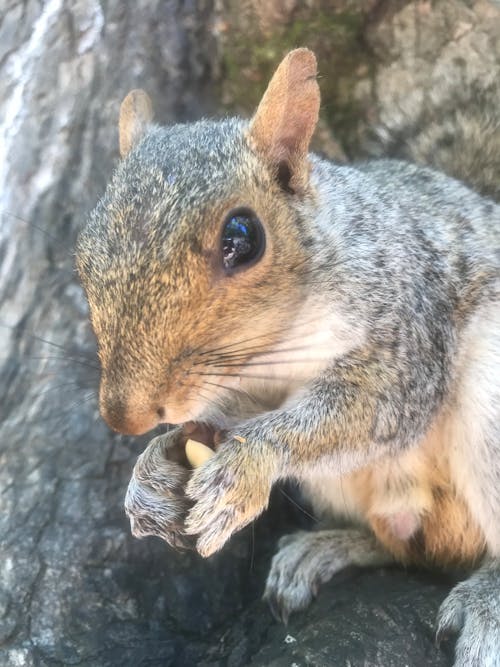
[1,1,498,665]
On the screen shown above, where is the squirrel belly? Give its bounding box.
[302,412,486,570]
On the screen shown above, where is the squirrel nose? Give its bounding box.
[100,394,163,435]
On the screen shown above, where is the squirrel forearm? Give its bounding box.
[237,346,443,479]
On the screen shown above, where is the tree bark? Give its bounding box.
[1,1,498,665]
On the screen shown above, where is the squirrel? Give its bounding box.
[76,49,500,666]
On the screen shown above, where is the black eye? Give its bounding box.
[222,208,265,270]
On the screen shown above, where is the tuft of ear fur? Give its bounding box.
[119,89,154,157]
[247,48,320,194]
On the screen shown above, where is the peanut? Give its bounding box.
[185,438,215,468]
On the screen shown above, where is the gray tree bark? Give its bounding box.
[1,1,498,665]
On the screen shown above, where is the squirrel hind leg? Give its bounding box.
[436,559,500,667]
[263,528,392,623]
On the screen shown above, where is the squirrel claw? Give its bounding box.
[263,590,289,625]
[435,565,500,666]
[184,443,271,557]
[124,431,193,549]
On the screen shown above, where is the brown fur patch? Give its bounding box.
[359,416,486,568]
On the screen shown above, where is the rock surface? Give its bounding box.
[1,1,499,665]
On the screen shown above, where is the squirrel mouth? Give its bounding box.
[179,421,223,469]
[178,422,247,468]
[182,421,222,450]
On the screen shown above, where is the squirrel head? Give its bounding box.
[76,49,321,435]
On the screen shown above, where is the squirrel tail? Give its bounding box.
[372,85,500,203]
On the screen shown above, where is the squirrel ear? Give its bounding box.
[119,89,154,157]
[247,49,320,193]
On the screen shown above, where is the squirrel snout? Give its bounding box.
[99,393,163,436]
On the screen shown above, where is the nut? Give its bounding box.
[185,438,215,468]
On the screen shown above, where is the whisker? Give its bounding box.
[188,370,296,382]
[200,379,235,392]
[0,209,74,253]
[196,343,305,366]
[197,315,321,359]
[182,384,216,400]
[179,381,225,414]
[1,355,100,371]
[203,356,329,369]
[2,370,95,385]
[28,381,92,398]
[198,327,288,357]
[61,390,98,409]
[194,379,262,411]
[203,343,315,361]
[180,394,223,420]
[19,392,98,428]
[197,328,323,365]
[0,323,94,359]
[279,487,318,523]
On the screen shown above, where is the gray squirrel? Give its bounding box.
[76,49,500,666]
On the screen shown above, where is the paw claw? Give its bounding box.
[435,625,453,649]
[436,567,500,666]
[183,444,271,556]
[435,601,464,647]
[264,528,383,624]
[193,505,256,558]
[195,520,230,557]
[264,592,283,624]
[124,430,192,549]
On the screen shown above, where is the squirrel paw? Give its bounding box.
[263,528,391,624]
[184,440,272,557]
[436,563,500,667]
[124,431,193,550]
[263,530,324,623]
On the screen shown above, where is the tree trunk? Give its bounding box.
[1,1,498,665]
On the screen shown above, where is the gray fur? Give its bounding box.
[124,431,192,550]
[263,529,391,624]
[436,560,500,667]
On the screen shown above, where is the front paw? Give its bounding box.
[436,564,500,667]
[125,430,193,550]
[184,439,275,557]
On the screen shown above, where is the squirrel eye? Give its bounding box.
[222,208,265,270]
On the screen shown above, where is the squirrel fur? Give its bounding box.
[76,50,500,665]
